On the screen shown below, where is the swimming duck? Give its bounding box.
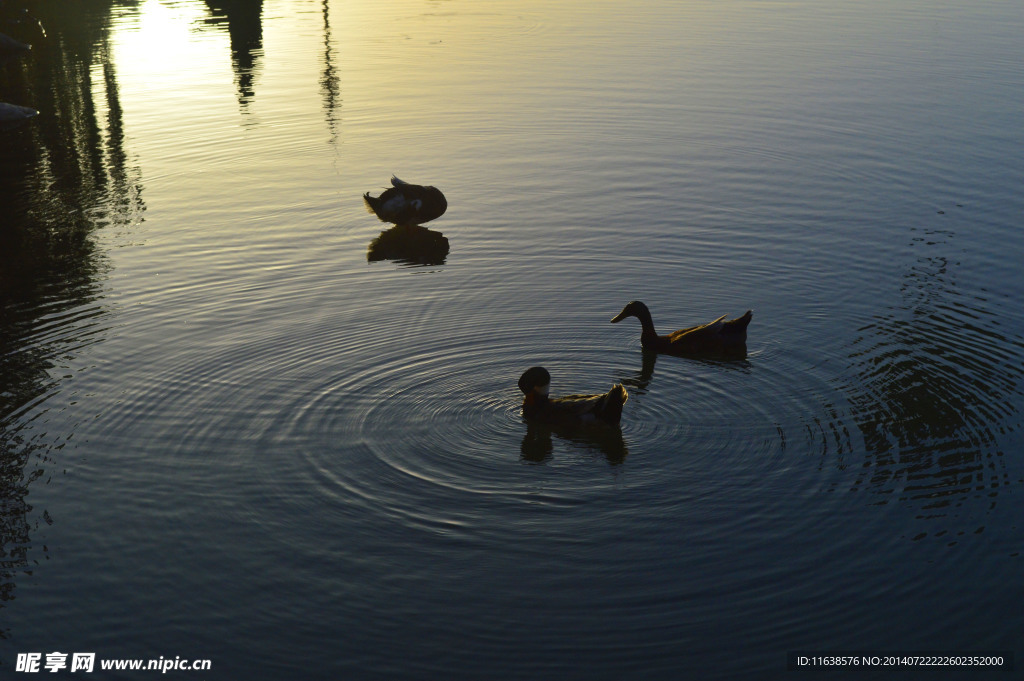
[611,301,752,357]
[518,367,628,427]
[364,176,447,226]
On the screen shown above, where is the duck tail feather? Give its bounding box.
[598,384,628,425]
[363,193,381,215]
[724,310,753,332]
[391,176,407,187]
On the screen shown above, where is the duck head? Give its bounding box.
[611,301,653,326]
[518,366,551,397]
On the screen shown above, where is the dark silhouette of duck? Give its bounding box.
[364,176,447,226]
[367,223,449,266]
[520,421,628,465]
[611,301,752,357]
[518,367,627,427]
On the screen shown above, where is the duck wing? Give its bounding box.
[667,315,727,343]
[720,310,753,335]
[364,185,417,224]
[401,183,446,224]
[550,393,608,415]
[665,311,752,355]
[550,384,628,425]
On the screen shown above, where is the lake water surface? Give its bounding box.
[2,0,1023,678]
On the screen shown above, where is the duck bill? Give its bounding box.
[610,311,629,323]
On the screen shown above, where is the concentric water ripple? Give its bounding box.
[84,272,885,558]
[275,324,640,516]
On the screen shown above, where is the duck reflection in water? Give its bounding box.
[520,421,628,465]
[367,224,449,266]
[364,176,449,265]
[615,347,752,396]
[618,349,659,396]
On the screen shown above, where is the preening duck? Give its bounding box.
[611,301,752,357]
[364,176,447,226]
[518,367,628,427]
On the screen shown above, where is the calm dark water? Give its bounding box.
[2,0,1023,679]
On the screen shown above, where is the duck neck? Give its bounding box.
[524,393,548,408]
[636,307,657,338]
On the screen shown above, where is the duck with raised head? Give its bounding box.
[364,176,447,226]
[611,301,752,357]
[518,367,628,427]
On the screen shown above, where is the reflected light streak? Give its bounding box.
[111,0,229,108]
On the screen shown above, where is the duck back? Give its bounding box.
[364,177,447,226]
